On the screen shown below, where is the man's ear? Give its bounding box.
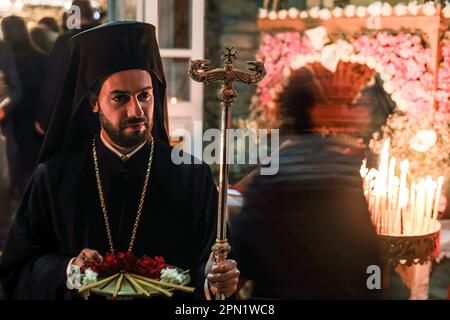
[87,92,99,113]
[92,101,99,113]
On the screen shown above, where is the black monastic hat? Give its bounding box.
[39,21,169,163]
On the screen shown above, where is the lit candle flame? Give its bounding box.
[360,140,443,235]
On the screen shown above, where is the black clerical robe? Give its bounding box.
[0,137,218,299]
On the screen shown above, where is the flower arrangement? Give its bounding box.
[352,32,434,115]
[369,109,450,183]
[74,252,194,299]
[83,252,167,279]
[248,30,436,130]
[437,33,450,111]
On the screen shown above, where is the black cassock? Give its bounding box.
[0,137,218,299]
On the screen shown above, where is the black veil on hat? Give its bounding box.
[38,21,169,163]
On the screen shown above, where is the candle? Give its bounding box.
[391,177,400,233]
[394,160,408,234]
[367,168,378,211]
[423,177,435,234]
[361,138,443,236]
[388,157,396,218]
[410,182,416,234]
[414,180,423,235]
[379,140,390,233]
[360,159,369,201]
[431,176,444,232]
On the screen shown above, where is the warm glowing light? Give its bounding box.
[14,0,24,10]
[64,0,72,10]
[409,129,437,152]
[360,139,443,236]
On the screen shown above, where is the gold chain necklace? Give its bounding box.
[92,136,154,254]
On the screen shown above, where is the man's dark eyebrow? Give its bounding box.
[109,86,153,95]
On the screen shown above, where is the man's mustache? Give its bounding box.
[121,116,149,128]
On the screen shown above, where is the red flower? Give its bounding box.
[84,252,166,279]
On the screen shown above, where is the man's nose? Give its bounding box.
[127,96,144,118]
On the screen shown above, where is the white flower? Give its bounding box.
[356,6,367,18]
[319,8,332,20]
[313,52,321,62]
[368,1,382,16]
[282,67,292,78]
[268,10,278,20]
[356,55,366,65]
[290,60,300,70]
[259,8,268,19]
[409,129,438,152]
[288,7,299,19]
[160,268,187,285]
[290,55,305,70]
[332,7,344,18]
[300,10,309,19]
[408,1,421,16]
[380,72,392,82]
[396,99,408,111]
[321,44,340,72]
[278,9,288,20]
[305,26,329,51]
[66,264,82,290]
[349,54,358,63]
[336,39,354,58]
[296,55,306,66]
[309,6,320,19]
[391,92,401,103]
[82,268,98,286]
[375,63,383,73]
[381,3,393,16]
[383,81,395,94]
[366,56,376,69]
[344,4,356,17]
[305,53,315,63]
[422,1,437,16]
[443,2,450,18]
[394,3,408,16]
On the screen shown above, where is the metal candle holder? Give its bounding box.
[377,223,441,299]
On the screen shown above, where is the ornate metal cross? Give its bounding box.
[189,47,266,300]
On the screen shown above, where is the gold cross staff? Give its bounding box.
[189,47,266,300]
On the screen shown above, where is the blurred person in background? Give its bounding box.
[38,17,60,34]
[30,26,55,54]
[30,17,61,54]
[232,68,382,299]
[1,15,48,197]
[36,0,100,134]
[0,41,22,227]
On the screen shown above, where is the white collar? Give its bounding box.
[100,131,147,162]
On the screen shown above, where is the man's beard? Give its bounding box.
[99,109,151,149]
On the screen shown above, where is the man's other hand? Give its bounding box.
[205,254,240,298]
[73,248,103,266]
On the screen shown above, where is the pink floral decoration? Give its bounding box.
[252,31,450,126]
